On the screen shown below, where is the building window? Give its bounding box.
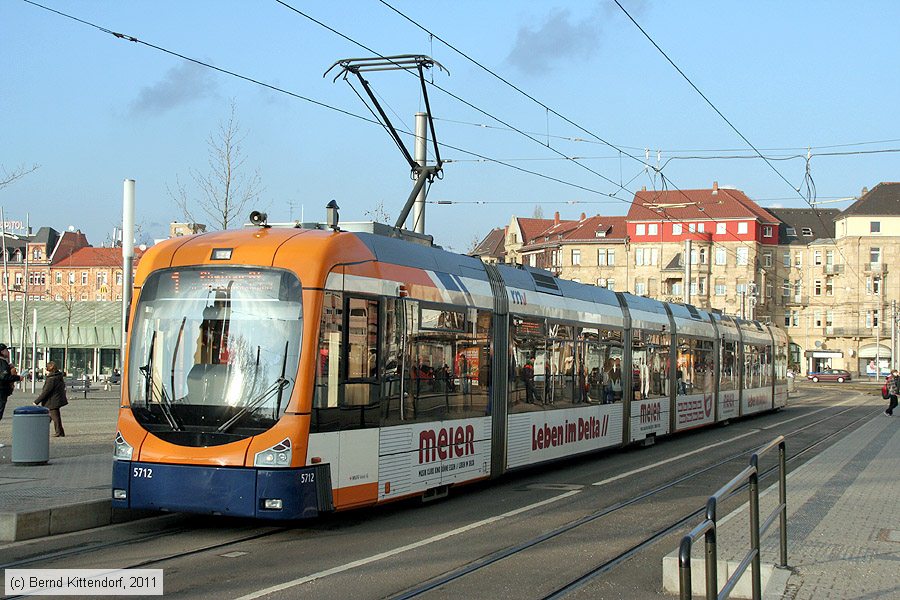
[55,272,61,284]
[782,252,790,267]
[635,281,646,295]
[116,271,123,285]
[825,310,833,328]
[736,247,749,266]
[825,250,834,266]
[763,225,773,237]
[715,247,727,265]
[14,273,22,287]
[551,250,561,267]
[871,247,881,264]
[597,249,607,266]
[737,222,748,234]
[81,271,88,285]
[571,249,581,266]
[68,272,75,285]
[671,282,683,296]
[766,282,773,298]
[529,254,537,267]
[873,276,881,295]
[635,248,643,266]
[736,281,747,295]
[688,223,696,233]
[697,223,705,233]
[690,249,699,265]
[801,227,813,237]
[636,224,646,236]
[786,227,796,237]
[715,280,726,296]
[866,309,880,328]
[814,250,822,265]
[699,248,707,264]
[871,221,881,233]
[606,278,615,291]
[716,222,726,235]
[814,311,823,328]
[814,280,822,296]
[648,223,658,235]
[607,249,615,266]
[763,252,772,267]
[673,223,682,235]
[794,252,802,268]
[597,278,606,288]
[782,278,790,297]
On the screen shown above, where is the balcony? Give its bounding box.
[864,262,888,273]
[830,326,891,338]
[823,264,844,274]
[783,295,808,306]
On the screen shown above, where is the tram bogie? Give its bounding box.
[112,224,789,519]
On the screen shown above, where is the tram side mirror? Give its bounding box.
[249,211,268,227]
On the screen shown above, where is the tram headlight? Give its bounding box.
[113,489,128,500]
[262,499,283,510]
[113,431,134,461]
[254,438,292,467]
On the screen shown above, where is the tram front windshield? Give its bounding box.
[128,267,302,446]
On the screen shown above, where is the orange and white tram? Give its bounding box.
[112,223,788,519]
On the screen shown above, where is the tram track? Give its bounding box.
[389,400,876,600]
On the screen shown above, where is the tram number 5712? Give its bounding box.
[300,472,315,484]
[133,467,153,479]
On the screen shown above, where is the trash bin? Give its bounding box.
[12,405,50,466]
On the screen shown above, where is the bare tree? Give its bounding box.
[364,199,392,224]
[532,205,545,219]
[169,100,263,230]
[62,287,75,375]
[0,163,40,190]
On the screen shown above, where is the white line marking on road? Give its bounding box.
[593,393,867,488]
[591,430,759,487]
[234,489,581,600]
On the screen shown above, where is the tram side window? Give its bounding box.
[744,344,764,389]
[632,329,668,400]
[761,345,773,386]
[546,322,577,406]
[774,344,788,384]
[509,316,547,411]
[383,302,488,425]
[582,327,625,404]
[677,337,715,396]
[720,340,739,392]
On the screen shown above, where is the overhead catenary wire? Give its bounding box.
[22,0,859,314]
[611,0,866,296]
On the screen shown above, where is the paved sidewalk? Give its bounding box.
[0,386,131,541]
[664,394,899,599]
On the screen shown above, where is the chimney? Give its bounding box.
[580,212,586,220]
[861,186,868,196]
[712,181,719,195]
[641,186,646,192]
[554,211,560,225]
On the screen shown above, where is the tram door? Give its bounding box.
[334,294,381,507]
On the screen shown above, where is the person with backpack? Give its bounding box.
[884,369,900,416]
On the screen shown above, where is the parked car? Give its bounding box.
[806,369,852,383]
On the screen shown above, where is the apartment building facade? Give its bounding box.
[472,182,900,377]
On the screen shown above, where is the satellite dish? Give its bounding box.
[67,225,75,232]
[814,341,823,348]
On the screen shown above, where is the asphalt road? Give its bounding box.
[0,382,880,600]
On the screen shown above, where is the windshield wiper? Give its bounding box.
[216,377,290,434]
[139,330,182,431]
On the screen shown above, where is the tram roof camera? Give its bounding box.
[249,211,269,227]
[326,200,340,231]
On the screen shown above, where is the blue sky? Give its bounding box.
[3,1,899,252]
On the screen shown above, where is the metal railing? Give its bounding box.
[678,436,787,600]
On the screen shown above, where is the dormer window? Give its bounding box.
[786,227,796,237]
[595,228,607,238]
[636,224,646,236]
[801,227,813,237]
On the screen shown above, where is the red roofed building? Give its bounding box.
[51,246,143,301]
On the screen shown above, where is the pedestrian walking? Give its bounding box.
[33,362,68,437]
[0,343,22,448]
[884,369,900,416]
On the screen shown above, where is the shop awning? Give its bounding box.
[858,344,892,359]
